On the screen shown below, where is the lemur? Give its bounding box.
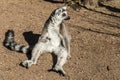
[4,6,71,76]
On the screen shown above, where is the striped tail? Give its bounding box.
[4,30,30,54]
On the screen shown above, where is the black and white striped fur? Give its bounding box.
[4,30,30,53]
[4,6,71,76]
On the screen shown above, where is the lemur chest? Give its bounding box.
[48,27,61,46]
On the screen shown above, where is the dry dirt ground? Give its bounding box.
[0,0,120,80]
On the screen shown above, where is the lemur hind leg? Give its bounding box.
[22,42,45,68]
[53,47,68,76]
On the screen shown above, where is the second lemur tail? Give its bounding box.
[4,30,30,54]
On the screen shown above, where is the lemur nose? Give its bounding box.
[64,16,70,20]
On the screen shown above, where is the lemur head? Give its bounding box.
[53,6,70,21]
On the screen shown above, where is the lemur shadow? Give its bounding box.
[22,31,41,60]
[23,31,40,46]
[23,31,58,72]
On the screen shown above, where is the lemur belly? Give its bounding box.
[48,29,61,47]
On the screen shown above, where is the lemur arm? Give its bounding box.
[59,23,71,54]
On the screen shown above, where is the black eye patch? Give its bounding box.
[62,9,66,12]
[62,13,66,17]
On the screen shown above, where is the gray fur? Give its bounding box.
[4,30,30,53]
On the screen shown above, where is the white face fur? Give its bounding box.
[54,6,70,21]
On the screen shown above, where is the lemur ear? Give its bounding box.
[55,8,62,14]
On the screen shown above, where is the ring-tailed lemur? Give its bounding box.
[4,6,71,76]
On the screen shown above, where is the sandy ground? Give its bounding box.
[0,0,120,80]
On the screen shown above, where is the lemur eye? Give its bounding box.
[62,13,66,17]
